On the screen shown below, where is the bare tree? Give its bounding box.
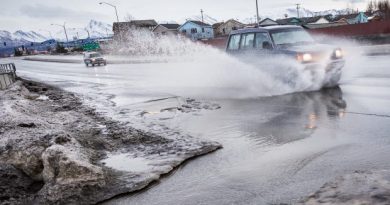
[367,0,374,14]
[124,13,136,22]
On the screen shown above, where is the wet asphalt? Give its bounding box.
[2,53,390,205]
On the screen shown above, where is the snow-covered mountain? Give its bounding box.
[285,8,357,18]
[240,8,359,23]
[0,20,113,47]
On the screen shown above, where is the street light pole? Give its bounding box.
[51,22,69,46]
[256,0,260,25]
[99,2,120,22]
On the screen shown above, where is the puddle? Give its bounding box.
[102,153,152,173]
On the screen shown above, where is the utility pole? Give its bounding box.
[296,4,301,18]
[256,0,260,25]
[200,9,204,23]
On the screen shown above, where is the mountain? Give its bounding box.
[240,8,358,24]
[285,8,357,18]
[0,20,113,47]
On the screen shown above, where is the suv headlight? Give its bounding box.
[333,49,343,59]
[297,53,313,63]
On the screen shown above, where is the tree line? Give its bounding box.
[367,0,390,19]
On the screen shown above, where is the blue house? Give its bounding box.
[178,21,214,40]
[334,12,369,24]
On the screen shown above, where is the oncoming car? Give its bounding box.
[83,52,107,67]
[226,25,345,87]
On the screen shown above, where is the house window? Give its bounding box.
[191,28,198,33]
[202,28,205,33]
[182,29,187,33]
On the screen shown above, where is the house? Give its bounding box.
[333,12,369,24]
[178,21,214,40]
[301,16,330,24]
[212,19,245,37]
[258,18,279,27]
[113,20,158,39]
[276,17,303,25]
[153,24,181,36]
[368,10,385,22]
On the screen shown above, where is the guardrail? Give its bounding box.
[0,63,17,90]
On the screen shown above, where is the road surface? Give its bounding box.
[1,53,390,204]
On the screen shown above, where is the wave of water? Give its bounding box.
[108,29,363,99]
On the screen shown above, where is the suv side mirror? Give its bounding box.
[262,41,273,50]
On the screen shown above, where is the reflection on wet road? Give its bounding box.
[2,54,390,204]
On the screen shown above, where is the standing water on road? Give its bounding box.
[3,31,390,204]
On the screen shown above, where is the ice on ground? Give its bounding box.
[102,154,152,173]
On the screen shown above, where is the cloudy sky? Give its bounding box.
[0,0,368,32]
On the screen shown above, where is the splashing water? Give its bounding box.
[106,29,364,99]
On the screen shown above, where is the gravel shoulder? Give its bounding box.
[0,79,221,205]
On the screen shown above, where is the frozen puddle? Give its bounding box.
[102,153,152,173]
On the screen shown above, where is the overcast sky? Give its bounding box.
[0,0,368,32]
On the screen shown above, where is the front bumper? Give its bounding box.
[304,59,345,72]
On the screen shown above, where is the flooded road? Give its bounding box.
[2,53,390,204]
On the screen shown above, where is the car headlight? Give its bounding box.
[297,53,313,63]
[334,49,343,59]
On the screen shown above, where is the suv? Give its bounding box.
[226,25,345,87]
[83,52,107,67]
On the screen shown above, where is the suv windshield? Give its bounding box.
[271,29,314,46]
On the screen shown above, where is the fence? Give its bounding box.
[0,63,17,90]
[308,20,390,37]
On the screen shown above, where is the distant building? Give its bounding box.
[113,20,158,39]
[153,24,181,36]
[178,21,214,40]
[333,12,369,24]
[258,18,279,27]
[301,16,330,24]
[212,19,245,37]
[276,17,303,25]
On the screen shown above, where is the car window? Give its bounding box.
[271,29,315,46]
[90,53,101,58]
[227,34,241,51]
[255,33,271,49]
[240,33,255,49]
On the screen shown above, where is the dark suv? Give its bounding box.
[226,25,345,87]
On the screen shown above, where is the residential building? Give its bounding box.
[276,17,303,25]
[153,24,181,36]
[301,16,330,24]
[178,21,214,40]
[333,12,369,24]
[113,20,158,39]
[258,18,279,27]
[213,19,245,37]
